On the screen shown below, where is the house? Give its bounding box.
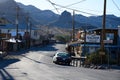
[0,22,45,51]
[67,26,120,65]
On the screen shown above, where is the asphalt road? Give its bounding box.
[0,43,120,80]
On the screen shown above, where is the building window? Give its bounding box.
[8,30,10,33]
[34,31,37,37]
[106,33,114,40]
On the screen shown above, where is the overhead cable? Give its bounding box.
[52,2,98,16]
[112,0,120,11]
[65,0,87,7]
[46,0,98,16]
[51,0,87,11]
[46,0,60,14]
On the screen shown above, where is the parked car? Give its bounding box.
[53,52,72,65]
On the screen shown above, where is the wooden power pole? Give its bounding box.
[16,6,19,40]
[26,13,29,33]
[72,10,75,41]
[101,0,107,51]
[15,6,19,51]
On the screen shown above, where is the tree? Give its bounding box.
[55,34,71,43]
[86,49,107,65]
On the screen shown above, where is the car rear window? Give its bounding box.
[57,52,69,57]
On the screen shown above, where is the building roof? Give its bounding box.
[88,27,118,32]
[69,42,119,48]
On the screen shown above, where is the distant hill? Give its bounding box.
[0,0,27,24]
[17,2,120,29]
[0,0,9,3]
[49,11,97,29]
[0,0,16,22]
[17,3,59,25]
[0,0,120,30]
[75,14,120,28]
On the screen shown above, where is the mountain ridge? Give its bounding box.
[17,2,59,25]
[18,3,120,29]
[0,0,120,30]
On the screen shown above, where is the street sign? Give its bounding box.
[86,34,100,43]
[99,51,105,55]
[103,40,113,43]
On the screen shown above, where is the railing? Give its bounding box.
[71,56,86,67]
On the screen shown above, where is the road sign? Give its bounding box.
[103,40,113,43]
[99,51,105,55]
[86,34,100,43]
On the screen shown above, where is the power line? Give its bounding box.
[46,0,60,14]
[46,0,98,16]
[51,0,87,12]
[63,0,87,8]
[112,0,120,12]
[68,6,103,14]
[53,3,98,16]
[64,0,103,15]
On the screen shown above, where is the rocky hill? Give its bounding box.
[17,3,59,25]
[48,11,97,29]
[0,0,120,30]
[17,1,120,29]
[0,0,26,24]
[75,14,120,28]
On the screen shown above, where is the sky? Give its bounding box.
[14,0,120,17]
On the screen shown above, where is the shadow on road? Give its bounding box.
[31,44,58,52]
[21,55,42,64]
[8,44,58,56]
[0,59,20,80]
[0,44,59,80]
[0,44,57,66]
[0,68,14,80]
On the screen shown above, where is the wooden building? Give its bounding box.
[67,27,120,65]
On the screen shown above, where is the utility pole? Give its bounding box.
[15,6,19,51]
[26,13,30,48]
[72,10,75,41]
[26,12,29,33]
[16,6,19,40]
[84,28,87,56]
[29,21,32,47]
[101,0,107,51]
[100,0,107,65]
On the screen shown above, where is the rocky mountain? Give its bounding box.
[49,11,97,29]
[0,0,120,30]
[0,0,26,24]
[75,14,120,28]
[17,3,59,25]
[0,0,9,3]
[0,0,16,22]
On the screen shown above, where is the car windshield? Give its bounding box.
[57,52,70,57]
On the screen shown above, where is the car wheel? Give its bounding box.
[53,61,58,64]
[66,62,71,66]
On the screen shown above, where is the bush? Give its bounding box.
[55,35,71,43]
[86,49,108,65]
